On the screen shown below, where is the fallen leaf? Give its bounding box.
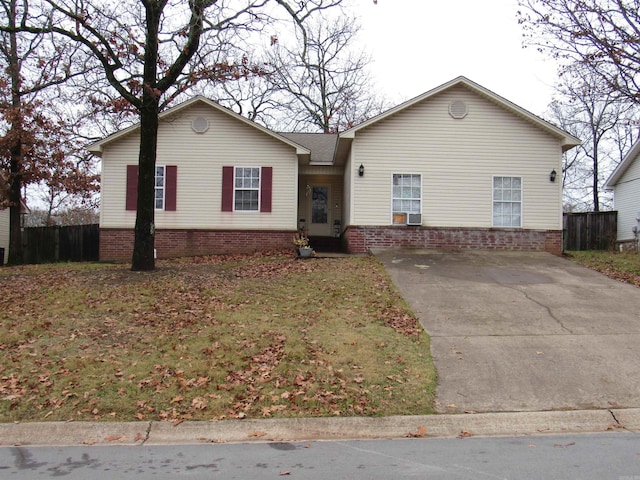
[134,432,146,442]
[104,435,126,442]
[279,471,291,476]
[606,424,623,430]
[248,431,267,438]
[457,430,473,438]
[406,425,427,438]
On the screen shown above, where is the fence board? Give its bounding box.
[563,211,617,251]
[23,224,99,264]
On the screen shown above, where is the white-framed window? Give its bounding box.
[392,173,422,224]
[155,165,165,210]
[234,167,260,211]
[493,176,522,227]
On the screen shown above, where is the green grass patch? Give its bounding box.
[566,250,640,287]
[0,252,435,422]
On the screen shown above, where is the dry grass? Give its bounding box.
[567,250,640,287]
[0,252,435,422]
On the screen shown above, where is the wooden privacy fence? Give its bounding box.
[563,211,617,251]
[23,224,99,264]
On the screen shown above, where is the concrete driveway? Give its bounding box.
[373,249,640,414]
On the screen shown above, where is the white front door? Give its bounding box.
[307,185,331,236]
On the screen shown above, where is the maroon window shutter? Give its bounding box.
[126,165,138,211]
[260,167,272,213]
[222,166,234,212]
[165,165,177,211]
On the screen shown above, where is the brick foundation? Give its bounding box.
[343,226,563,256]
[100,228,296,262]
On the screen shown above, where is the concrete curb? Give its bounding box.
[1,409,638,447]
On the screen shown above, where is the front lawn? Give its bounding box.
[0,252,435,422]
[566,250,640,287]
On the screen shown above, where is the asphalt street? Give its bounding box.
[2,432,639,479]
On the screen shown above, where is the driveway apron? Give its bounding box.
[373,249,640,414]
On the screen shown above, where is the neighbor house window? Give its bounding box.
[493,176,522,227]
[392,174,421,224]
[155,165,165,210]
[234,167,260,211]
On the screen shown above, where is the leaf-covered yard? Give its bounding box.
[567,251,640,287]
[0,252,435,422]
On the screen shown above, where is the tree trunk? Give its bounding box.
[592,138,599,212]
[7,1,23,265]
[7,151,23,264]
[130,94,159,271]
[130,3,161,271]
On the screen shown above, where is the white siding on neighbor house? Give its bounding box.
[350,85,563,230]
[0,208,8,264]
[613,152,640,241]
[100,103,299,230]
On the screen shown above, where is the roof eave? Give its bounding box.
[340,76,581,149]
[604,139,640,189]
[88,96,310,156]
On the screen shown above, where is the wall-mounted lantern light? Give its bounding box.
[358,164,364,177]
[550,169,557,182]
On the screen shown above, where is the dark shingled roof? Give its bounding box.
[279,133,338,164]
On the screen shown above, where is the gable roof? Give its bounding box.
[339,76,581,152]
[279,133,338,164]
[88,96,310,156]
[604,139,640,189]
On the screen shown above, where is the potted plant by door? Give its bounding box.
[293,230,313,258]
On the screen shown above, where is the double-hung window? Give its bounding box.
[493,176,522,227]
[234,167,260,211]
[155,166,166,210]
[392,174,421,224]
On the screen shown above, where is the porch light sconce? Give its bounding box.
[358,164,364,177]
[550,169,557,182]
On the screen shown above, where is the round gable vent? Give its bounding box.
[449,100,468,119]
[191,116,209,133]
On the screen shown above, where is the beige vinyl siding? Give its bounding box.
[0,208,8,264]
[344,149,353,227]
[101,103,298,230]
[299,165,343,176]
[350,85,563,230]
[613,153,640,241]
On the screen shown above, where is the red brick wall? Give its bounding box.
[343,226,563,255]
[100,228,295,262]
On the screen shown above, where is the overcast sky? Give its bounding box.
[350,0,558,117]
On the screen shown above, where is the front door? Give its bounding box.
[308,185,331,236]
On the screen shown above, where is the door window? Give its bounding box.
[312,187,328,224]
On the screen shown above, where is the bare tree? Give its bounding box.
[517,0,640,104]
[547,65,637,211]
[268,14,388,132]
[9,0,346,271]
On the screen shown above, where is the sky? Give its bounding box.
[351,0,559,117]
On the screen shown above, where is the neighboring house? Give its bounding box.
[91,76,580,262]
[0,207,8,265]
[604,140,640,246]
